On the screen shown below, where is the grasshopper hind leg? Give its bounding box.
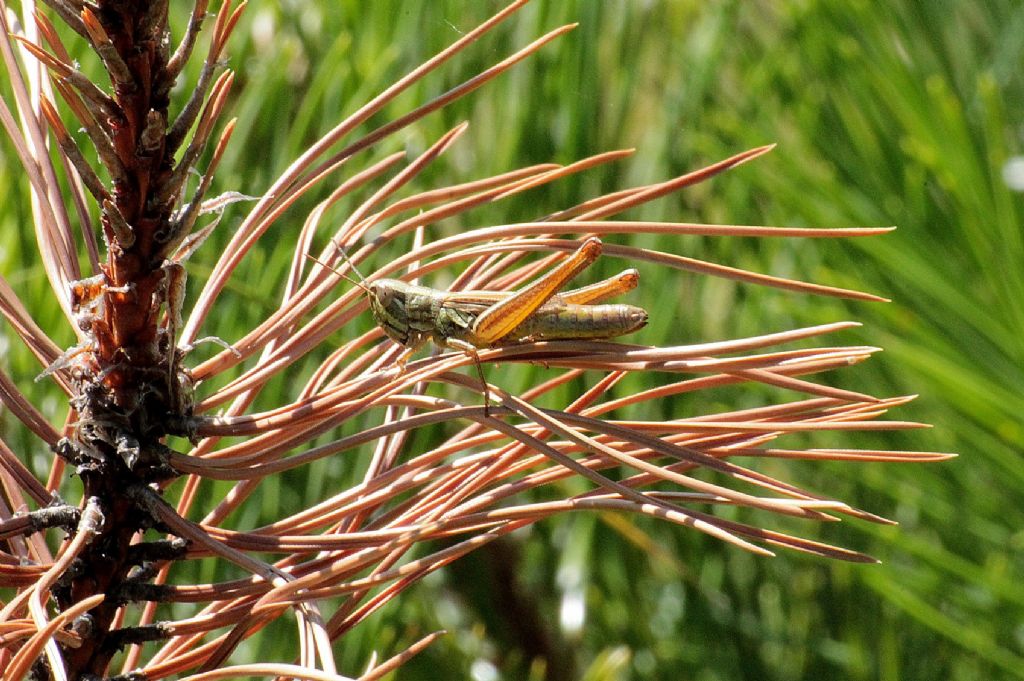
[445,338,493,417]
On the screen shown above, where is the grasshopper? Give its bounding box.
[313,237,648,410]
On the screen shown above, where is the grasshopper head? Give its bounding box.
[367,279,416,346]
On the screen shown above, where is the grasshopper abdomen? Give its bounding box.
[493,301,648,344]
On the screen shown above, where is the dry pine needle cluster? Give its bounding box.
[0,1,950,679]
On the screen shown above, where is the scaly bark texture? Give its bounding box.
[17,2,236,677]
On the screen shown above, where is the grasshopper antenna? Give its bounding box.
[306,238,372,295]
[304,253,371,295]
[329,237,372,286]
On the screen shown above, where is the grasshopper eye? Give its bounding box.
[370,282,394,307]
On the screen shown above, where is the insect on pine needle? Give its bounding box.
[308,237,649,413]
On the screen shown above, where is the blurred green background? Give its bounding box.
[3,0,1023,679]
